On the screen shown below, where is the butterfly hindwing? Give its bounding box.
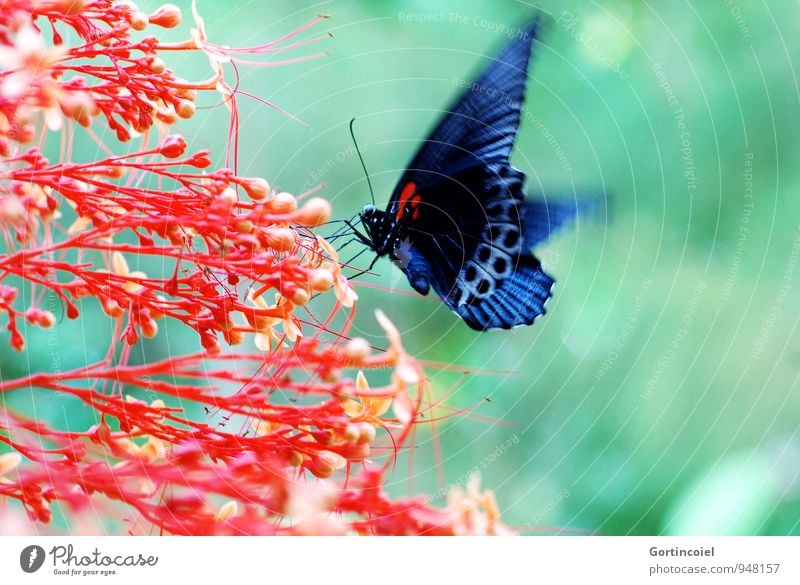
[405,163,559,330]
[455,255,554,330]
[397,155,585,329]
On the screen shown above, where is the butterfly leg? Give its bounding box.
[335,236,358,254]
[345,254,381,281]
[343,219,374,247]
[341,245,371,269]
[324,216,359,242]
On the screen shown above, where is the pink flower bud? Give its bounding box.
[24,308,56,328]
[291,288,310,306]
[293,197,331,227]
[307,450,346,478]
[155,107,179,125]
[309,268,334,292]
[187,150,212,168]
[355,422,377,444]
[265,227,297,252]
[242,177,270,200]
[9,328,25,352]
[269,191,297,214]
[175,99,195,119]
[130,12,149,30]
[159,135,187,158]
[149,3,182,28]
[149,57,166,74]
[344,337,371,360]
[139,316,158,339]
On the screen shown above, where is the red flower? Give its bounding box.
[0,0,510,536]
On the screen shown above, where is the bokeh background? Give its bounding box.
[5,0,800,534]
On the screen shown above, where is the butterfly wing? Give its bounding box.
[454,255,554,331]
[385,18,586,330]
[396,162,581,330]
[389,19,540,214]
[386,18,540,291]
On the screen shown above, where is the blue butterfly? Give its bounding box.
[356,19,585,331]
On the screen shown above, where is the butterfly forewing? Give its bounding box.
[389,20,538,209]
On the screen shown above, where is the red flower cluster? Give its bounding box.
[0,0,509,535]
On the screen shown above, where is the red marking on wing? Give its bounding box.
[396,181,417,220]
[410,194,422,220]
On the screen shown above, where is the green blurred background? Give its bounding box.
[7,0,800,534]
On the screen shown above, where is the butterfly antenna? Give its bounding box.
[349,118,376,206]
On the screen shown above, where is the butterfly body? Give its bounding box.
[359,201,432,295]
[358,18,585,331]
